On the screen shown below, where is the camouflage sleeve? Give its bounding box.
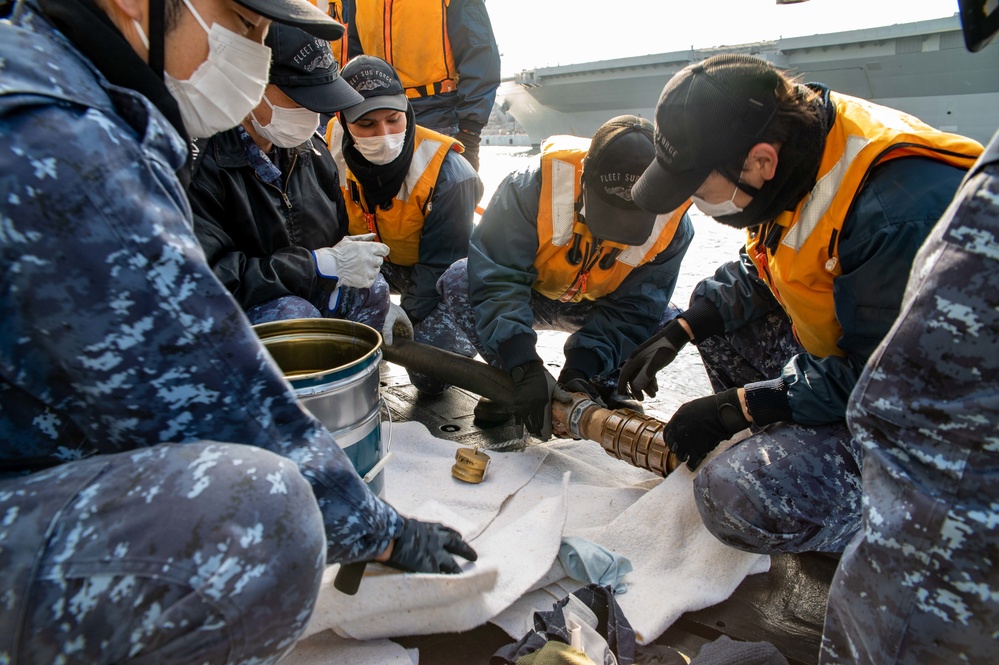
[0,102,401,562]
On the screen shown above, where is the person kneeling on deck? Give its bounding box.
[440,115,694,439]
[189,23,393,329]
[0,1,474,662]
[619,54,982,555]
[327,54,483,395]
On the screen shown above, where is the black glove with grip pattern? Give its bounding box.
[386,517,478,574]
[512,360,557,441]
[665,388,751,471]
[618,320,691,400]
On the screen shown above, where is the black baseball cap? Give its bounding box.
[339,55,410,124]
[234,0,345,41]
[266,24,362,113]
[633,54,781,214]
[581,115,659,246]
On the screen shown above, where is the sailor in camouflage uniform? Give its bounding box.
[0,0,473,662]
[620,54,982,556]
[820,2,999,660]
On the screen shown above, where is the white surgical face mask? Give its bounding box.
[251,95,320,148]
[692,181,744,218]
[162,0,271,138]
[352,132,406,165]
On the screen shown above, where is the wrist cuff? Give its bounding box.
[562,348,602,380]
[457,121,483,136]
[744,377,792,426]
[682,300,726,344]
[498,333,541,371]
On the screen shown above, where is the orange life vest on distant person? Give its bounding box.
[352,0,458,100]
[307,0,348,66]
[745,92,983,358]
[533,136,689,303]
[327,120,463,266]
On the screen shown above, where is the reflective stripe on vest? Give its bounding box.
[534,135,688,302]
[353,0,457,98]
[745,92,984,358]
[328,121,462,266]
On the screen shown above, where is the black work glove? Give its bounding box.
[618,319,691,400]
[457,128,481,171]
[665,388,751,471]
[386,517,478,574]
[511,360,557,440]
[556,368,602,402]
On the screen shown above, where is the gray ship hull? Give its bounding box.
[499,15,999,146]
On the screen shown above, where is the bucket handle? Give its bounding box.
[361,398,394,485]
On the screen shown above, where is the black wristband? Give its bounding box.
[681,300,726,344]
[744,377,792,425]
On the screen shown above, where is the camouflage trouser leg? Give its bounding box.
[334,275,391,331]
[0,442,326,664]
[693,420,862,554]
[247,295,322,324]
[693,307,861,554]
[381,262,476,394]
[695,308,802,392]
[244,275,390,331]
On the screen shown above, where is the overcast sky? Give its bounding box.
[489,0,960,76]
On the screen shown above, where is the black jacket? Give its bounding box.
[189,128,347,311]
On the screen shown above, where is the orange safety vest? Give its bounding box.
[352,0,458,99]
[307,0,348,66]
[327,120,463,266]
[533,136,689,303]
[746,92,983,358]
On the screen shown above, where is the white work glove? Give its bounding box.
[313,233,390,288]
[382,303,414,346]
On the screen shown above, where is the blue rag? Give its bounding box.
[558,536,634,594]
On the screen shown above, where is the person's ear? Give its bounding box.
[746,142,779,182]
[106,0,146,22]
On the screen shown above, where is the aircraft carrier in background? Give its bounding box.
[498,14,999,146]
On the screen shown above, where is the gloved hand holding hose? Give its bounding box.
[313,233,390,288]
[664,388,751,470]
[618,319,693,400]
[511,360,557,441]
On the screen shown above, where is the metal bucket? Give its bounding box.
[253,318,387,496]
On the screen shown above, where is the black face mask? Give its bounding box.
[711,95,829,230]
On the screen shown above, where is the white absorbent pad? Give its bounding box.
[489,434,770,645]
[295,421,769,657]
[302,421,565,642]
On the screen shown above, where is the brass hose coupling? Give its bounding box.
[551,389,680,476]
[452,445,491,483]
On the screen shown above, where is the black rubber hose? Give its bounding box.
[381,338,514,405]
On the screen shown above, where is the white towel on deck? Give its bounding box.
[489,433,770,645]
[289,422,769,662]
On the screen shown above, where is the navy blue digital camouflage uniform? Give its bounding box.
[687,154,972,554]
[819,130,999,663]
[0,4,402,662]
